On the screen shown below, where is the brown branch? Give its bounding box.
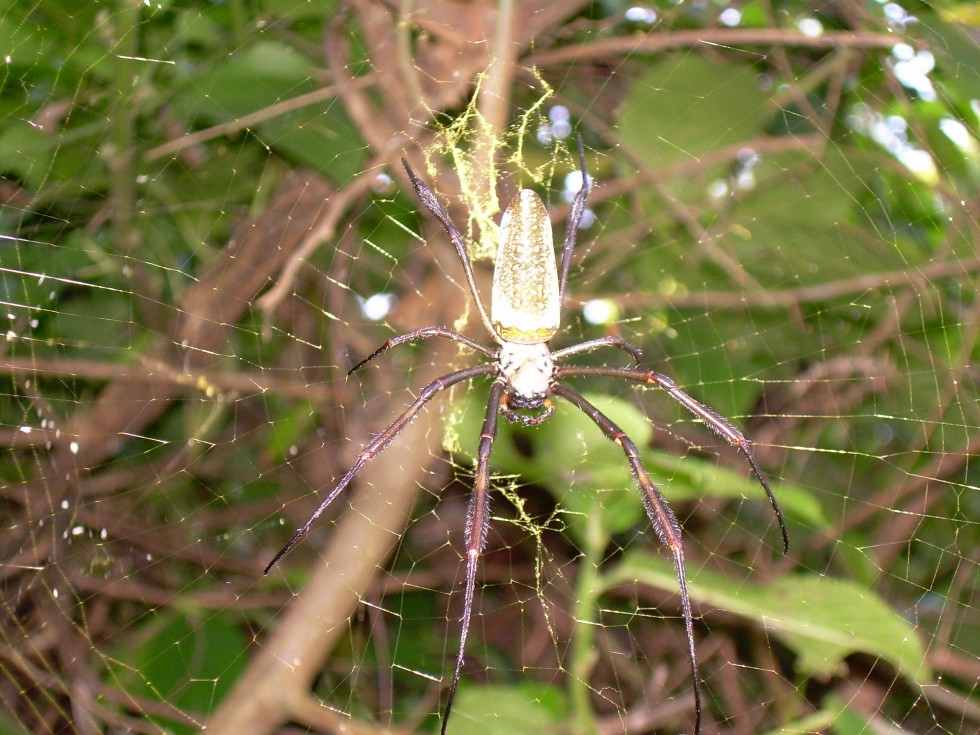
[602,255,980,311]
[0,355,334,402]
[527,27,906,68]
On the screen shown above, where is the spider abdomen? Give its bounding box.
[491,190,560,344]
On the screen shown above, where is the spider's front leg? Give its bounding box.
[643,370,789,553]
[556,365,789,554]
[346,326,494,376]
[263,364,495,574]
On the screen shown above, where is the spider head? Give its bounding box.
[498,341,554,404]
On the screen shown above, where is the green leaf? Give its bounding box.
[606,553,931,684]
[619,56,770,167]
[107,610,247,733]
[266,401,318,463]
[176,39,365,181]
[0,710,32,735]
[617,54,771,212]
[919,9,980,103]
[827,694,876,735]
[733,146,892,283]
[642,450,827,531]
[442,683,565,735]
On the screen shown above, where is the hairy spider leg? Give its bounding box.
[551,384,702,735]
[346,326,495,376]
[558,135,591,304]
[440,378,506,735]
[263,364,496,575]
[551,335,643,366]
[556,365,790,554]
[402,159,498,340]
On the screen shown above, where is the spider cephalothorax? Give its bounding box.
[265,137,789,735]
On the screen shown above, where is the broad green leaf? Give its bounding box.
[619,55,770,168]
[266,401,318,463]
[733,146,892,283]
[442,683,565,735]
[177,39,364,181]
[606,552,930,684]
[107,610,247,733]
[827,694,876,735]
[0,711,32,735]
[920,10,980,102]
[641,450,826,531]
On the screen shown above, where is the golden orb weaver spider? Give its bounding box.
[265,137,789,734]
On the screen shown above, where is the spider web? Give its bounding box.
[1,2,976,734]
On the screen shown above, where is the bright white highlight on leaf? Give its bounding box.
[537,105,574,144]
[846,103,938,183]
[708,179,730,200]
[582,299,618,325]
[719,8,742,27]
[891,44,936,101]
[882,1,916,30]
[797,17,823,37]
[735,148,759,191]
[372,172,394,194]
[563,170,591,203]
[625,7,657,24]
[939,118,977,156]
[576,208,596,230]
[362,293,395,321]
[549,106,570,123]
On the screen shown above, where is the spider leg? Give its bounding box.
[558,134,592,305]
[401,159,498,338]
[441,378,507,735]
[347,326,495,376]
[264,364,496,575]
[556,365,789,554]
[552,336,642,366]
[551,384,702,735]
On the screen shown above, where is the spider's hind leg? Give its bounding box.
[440,378,507,735]
[550,383,704,734]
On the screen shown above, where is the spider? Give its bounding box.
[265,138,789,735]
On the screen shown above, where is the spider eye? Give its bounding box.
[491,190,560,344]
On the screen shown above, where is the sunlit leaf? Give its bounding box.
[607,553,931,684]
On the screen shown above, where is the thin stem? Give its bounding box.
[568,497,606,735]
